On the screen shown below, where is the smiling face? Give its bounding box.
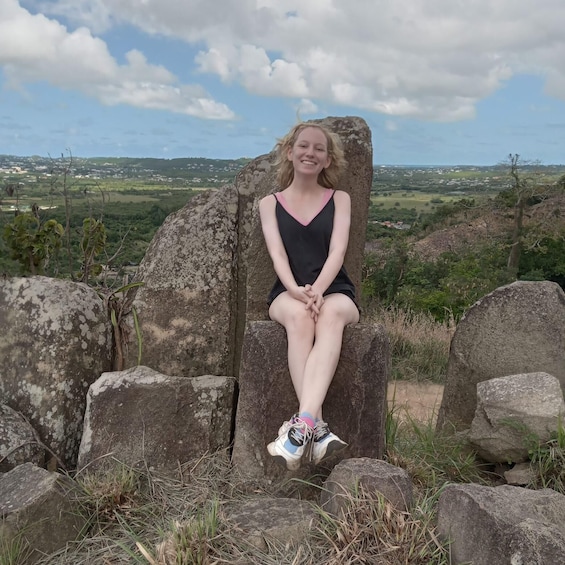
[287,126,331,178]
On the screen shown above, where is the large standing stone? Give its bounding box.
[232,321,389,480]
[78,366,236,475]
[437,281,565,431]
[469,372,565,463]
[0,463,86,563]
[438,484,565,565]
[0,404,45,472]
[125,185,238,377]
[0,276,112,468]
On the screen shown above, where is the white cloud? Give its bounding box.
[7,0,565,122]
[1,0,235,119]
[296,98,319,116]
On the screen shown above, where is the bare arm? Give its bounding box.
[259,195,310,304]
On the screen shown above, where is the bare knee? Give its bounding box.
[285,307,315,337]
[317,295,359,330]
[269,294,315,338]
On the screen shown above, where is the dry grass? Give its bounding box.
[314,486,450,565]
[365,305,455,383]
[24,434,490,565]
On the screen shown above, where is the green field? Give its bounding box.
[371,192,464,213]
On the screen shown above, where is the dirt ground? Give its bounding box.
[387,381,444,425]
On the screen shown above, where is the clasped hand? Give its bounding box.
[290,284,324,322]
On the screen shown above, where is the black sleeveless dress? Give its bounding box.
[267,191,357,306]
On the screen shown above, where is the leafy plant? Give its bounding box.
[2,212,64,275]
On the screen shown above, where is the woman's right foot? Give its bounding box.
[267,417,313,471]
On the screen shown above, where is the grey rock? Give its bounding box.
[438,483,565,565]
[232,322,390,480]
[125,185,239,377]
[469,372,565,463]
[77,366,236,475]
[225,498,317,550]
[0,462,86,563]
[504,463,534,486]
[0,276,112,468]
[320,458,413,516]
[0,404,45,472]
[437,281,565,431]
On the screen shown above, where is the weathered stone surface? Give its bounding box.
[469,372,565,463]
[225,498,317,550]
[78,366,236,474]
[0,462,86,562]
[438,484,565,565]
[232,321,389,480]
[321,458,413,516]
[0,276,112,468]
[0,404,45,472]
[125,185,238,377]
[437,281,565,431]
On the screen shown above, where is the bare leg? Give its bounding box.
[269,292,316,403]
[298,294,359,420]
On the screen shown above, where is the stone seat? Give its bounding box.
[232,321,390,480]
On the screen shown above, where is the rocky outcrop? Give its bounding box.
[0,463,86,563]
[320,458,413,516]
[0,276,112,468]
[0,404,45,472]
[437,281,565,431]
[469,372,565,463]
[232,321,389,480]
[438,484,565,565]
[125,186,239,378]
[77,366,236,475]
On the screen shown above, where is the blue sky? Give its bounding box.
[1,0,564,166]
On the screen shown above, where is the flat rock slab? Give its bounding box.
[225,498,317,550]
[78,366,236,475]
[469,372,565,463]
[0,463,85,562]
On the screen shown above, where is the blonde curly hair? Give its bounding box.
[274,122,346,189]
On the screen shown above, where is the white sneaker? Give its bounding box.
[312,421,347,465]
[267,417,314,471]
[277,413,298,437]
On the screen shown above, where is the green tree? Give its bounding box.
[3,212,64,275]
[498,154,565,278]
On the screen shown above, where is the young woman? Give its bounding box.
[259,122,360,470]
